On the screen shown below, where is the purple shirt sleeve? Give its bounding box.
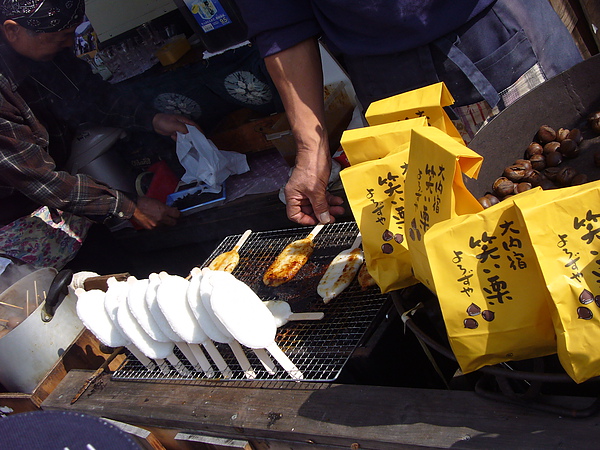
[234,0,496,57]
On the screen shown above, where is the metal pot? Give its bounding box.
[0,268,84,394]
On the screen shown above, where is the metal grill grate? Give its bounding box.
[113,221,389,383]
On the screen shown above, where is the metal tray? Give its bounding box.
[112,221,389,383]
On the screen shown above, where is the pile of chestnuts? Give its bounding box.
[479,124,588,208]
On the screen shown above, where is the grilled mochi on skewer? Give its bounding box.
[145,273,212,376]
[263,224,324,287]
[156,272,229,378]
[209,271,303,380]
[317,234,364,304]
[117,277,187,376]
[208,229,252,273]
[198,268,275,376]
[357,262,377,290]
[263,300,324,327]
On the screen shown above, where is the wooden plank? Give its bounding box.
[103,418,167,450]
[43,370,600,449]
[175,433,252,449]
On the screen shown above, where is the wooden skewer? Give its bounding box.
[26,291,29,316]
[34,280,38,309]
[0,318,8,323]
[0,301,23,310]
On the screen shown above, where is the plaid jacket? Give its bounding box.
[0,41,157,226]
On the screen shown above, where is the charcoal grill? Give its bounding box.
[113,221,390,383]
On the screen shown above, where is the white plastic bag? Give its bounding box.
[176,125,249,188]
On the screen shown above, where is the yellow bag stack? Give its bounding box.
[340,82,471,293]
[339,81,600,382]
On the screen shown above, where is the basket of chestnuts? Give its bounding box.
[478,123,598,208]
[467,54,600,201]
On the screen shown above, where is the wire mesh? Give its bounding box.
[113,221,389,383]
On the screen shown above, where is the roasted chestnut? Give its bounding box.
[588,112,600,135]
[523,170,545,187]
[539,178,557,190]
[515,182,532,193]
[571,173,589,186]
[543,141,561,154]
[537,125,557,144]
[478,196,492,208]
[492,177,516,197]
[525,142,544,158]
[558,139,578,158]
[529,153,546,171]
[543,166,562,182]
[484,193,500,205]
[503,162,533,182]
[556,166,577,187]
[556,127,570,142]
[544,150,562,167]
[567,128,583,144]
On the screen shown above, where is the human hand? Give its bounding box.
[131,196,180,229]
[284,163,344,226]
[152,113,201,140]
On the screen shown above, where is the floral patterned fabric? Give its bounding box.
[0,206,91,269]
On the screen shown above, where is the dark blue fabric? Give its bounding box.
[234,0,495,57]
[341,0,582,109]
[0,411,141,449]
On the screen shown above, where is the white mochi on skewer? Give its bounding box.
[127,277,169,342]
[145,273,209,375]
[263,300,325,327]
[156,272,226,378]
[199,268,271,377]
[117,278,187,376]
[208,271,303,380]
[75,286,153,371]
[105,277,167,372]
[75,288,130,348]
[186,268,232,377]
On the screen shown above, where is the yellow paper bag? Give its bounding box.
[405,127,483,292]
[424,188,556,374]
[340,150,418,292]
[340,117,428,166]
[365,82,463,143]
[514,181,600,383]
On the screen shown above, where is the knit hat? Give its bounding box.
[0,0,85,33]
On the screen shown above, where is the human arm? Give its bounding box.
[0,77,176,230]
[130,196,180,229]
[0,143,178,230]
[152,112,200,140]
[265,37,344,225]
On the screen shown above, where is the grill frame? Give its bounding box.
[112,221,390,383]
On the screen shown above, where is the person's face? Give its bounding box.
[2,20,78,61]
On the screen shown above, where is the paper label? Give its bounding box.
[405,127,483,291]
[186,0,232,32]
[425,189,556,373]
[514,181,600,383]
[340,150,418,292]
